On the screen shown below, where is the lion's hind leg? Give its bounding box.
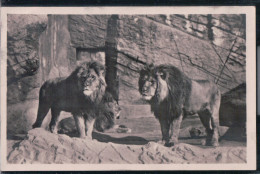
[73,114,86,138]
[32,99,50,129]
[198,110,215,146]
[198,107,220,147]
[209,90,221,147]
[49,108,61,134]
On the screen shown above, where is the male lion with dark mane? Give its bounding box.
[58,91,121,135]
[139,64,221,147]
[32,61,107,139]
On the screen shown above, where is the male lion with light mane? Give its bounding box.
[94,92,121,132]
[32,61,106,139]
[139,64,221,147]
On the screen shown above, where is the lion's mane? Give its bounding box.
[146,65,192,121]
[69,61,106,107]
[94,92,120,132]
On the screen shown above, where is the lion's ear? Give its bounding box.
[100,69,105,76]
[142,63,154,71]
[148,63,154,68]
[99,69,107,87]
[157,71,167,80]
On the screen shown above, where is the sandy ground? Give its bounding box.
[100,116,245,147]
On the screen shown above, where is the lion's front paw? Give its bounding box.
[50,126,58,134]
[165,141,175,147]
[83,135,93,141]
[202,138,219,147]
[210,139,219,147]
[164,137,178,147]
[157,140,167,145]
[201,139,206,146]
[211,141,219,147]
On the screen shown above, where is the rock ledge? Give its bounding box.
[7,128,246,164]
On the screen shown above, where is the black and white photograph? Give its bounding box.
[1,7,256,171]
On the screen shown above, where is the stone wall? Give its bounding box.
[69,15,110,48]
[39,15,75,82]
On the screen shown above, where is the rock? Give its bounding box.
[7,100,39,135]
[189,127,202,138]
[7,128,246,164]
[7,99,52,135]
[7,15,47,104]
[114,125,132,133]
[7,99,73,135]
[219,83,246,127]
[7,15,48,136]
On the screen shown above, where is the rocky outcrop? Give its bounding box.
[219,83,246,127]
[7,14,47,104]
[7,15,47,135]
[7,128,246,164]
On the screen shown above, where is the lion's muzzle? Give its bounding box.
[83,87,93,96]
[141,88,153,100]
[115,107,121,119]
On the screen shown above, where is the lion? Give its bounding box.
[139,64,221,147]
[32,61,107,139]
[94,91,121,132]
[58,91,121,134]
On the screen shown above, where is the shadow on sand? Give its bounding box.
[7,131,149,146]
[60,130,149,145]
[92,132,149,145]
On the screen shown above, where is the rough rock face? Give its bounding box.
[7,128,246,164]
[219,83,246,127]
[7,15,47,135]
[7,14,47,104]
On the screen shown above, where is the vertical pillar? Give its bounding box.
[105,15,119,101]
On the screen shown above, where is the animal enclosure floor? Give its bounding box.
[94,116,246,148]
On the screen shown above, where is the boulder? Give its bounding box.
[219,83,246,127]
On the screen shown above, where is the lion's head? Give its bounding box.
[138,64,157,100]
[94,92,121,132]
[70,61,107,103]
[138,64,169,102]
